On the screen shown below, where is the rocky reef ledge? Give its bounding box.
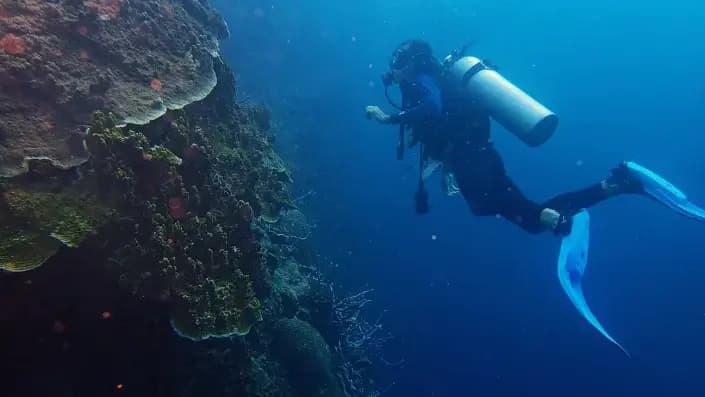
[0,1,390,396]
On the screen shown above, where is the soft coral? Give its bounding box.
[0,33,28,55]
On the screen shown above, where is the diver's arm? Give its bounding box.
[386,75,442,124]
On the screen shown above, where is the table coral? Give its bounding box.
[0,0,227,178]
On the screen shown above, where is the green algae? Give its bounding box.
[0,177,115,272]
[170,276,263,341]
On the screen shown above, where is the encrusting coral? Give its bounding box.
[83,98,274,340]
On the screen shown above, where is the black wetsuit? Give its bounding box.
[389,73,610,234]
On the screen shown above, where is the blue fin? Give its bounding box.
[626,161,705,221]
[557,211,630,357]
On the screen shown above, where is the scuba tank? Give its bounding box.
[443,52,558,147]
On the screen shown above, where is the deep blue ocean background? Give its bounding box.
[217,1,705,396]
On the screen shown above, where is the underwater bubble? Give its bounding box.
[52,320,67,334]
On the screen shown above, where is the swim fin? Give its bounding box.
[557,210,630,357]
[624,161,705,221]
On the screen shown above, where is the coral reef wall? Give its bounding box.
[0,1,386,396]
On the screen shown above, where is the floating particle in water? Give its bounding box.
[116,384,124,390]
[576,159,584,167]
[101,311,112,320]
[368,80,376,88]
[368,63,373,69]
[0,33,27,56]
[150,78,163,92]
[52,320,67,334]
[351,36,357,42]
[431,234,437,240]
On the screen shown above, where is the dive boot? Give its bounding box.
[602,161,644,196]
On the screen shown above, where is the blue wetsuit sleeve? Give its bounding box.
[388,74,442,124]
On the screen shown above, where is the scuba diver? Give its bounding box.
[364,39,691,236]
[365,39,705,354]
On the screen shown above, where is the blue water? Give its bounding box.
[218,1,705,395]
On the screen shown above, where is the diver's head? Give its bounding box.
[382,39,438,86]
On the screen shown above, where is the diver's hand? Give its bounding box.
[365,105,391,124]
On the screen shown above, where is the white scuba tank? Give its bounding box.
[445,56,558,147]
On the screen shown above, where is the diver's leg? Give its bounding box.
[542,183,610,217]
[540,162,645,234]
[450,143,546,234]
[493,176,547,234]
[543,162,644,215]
